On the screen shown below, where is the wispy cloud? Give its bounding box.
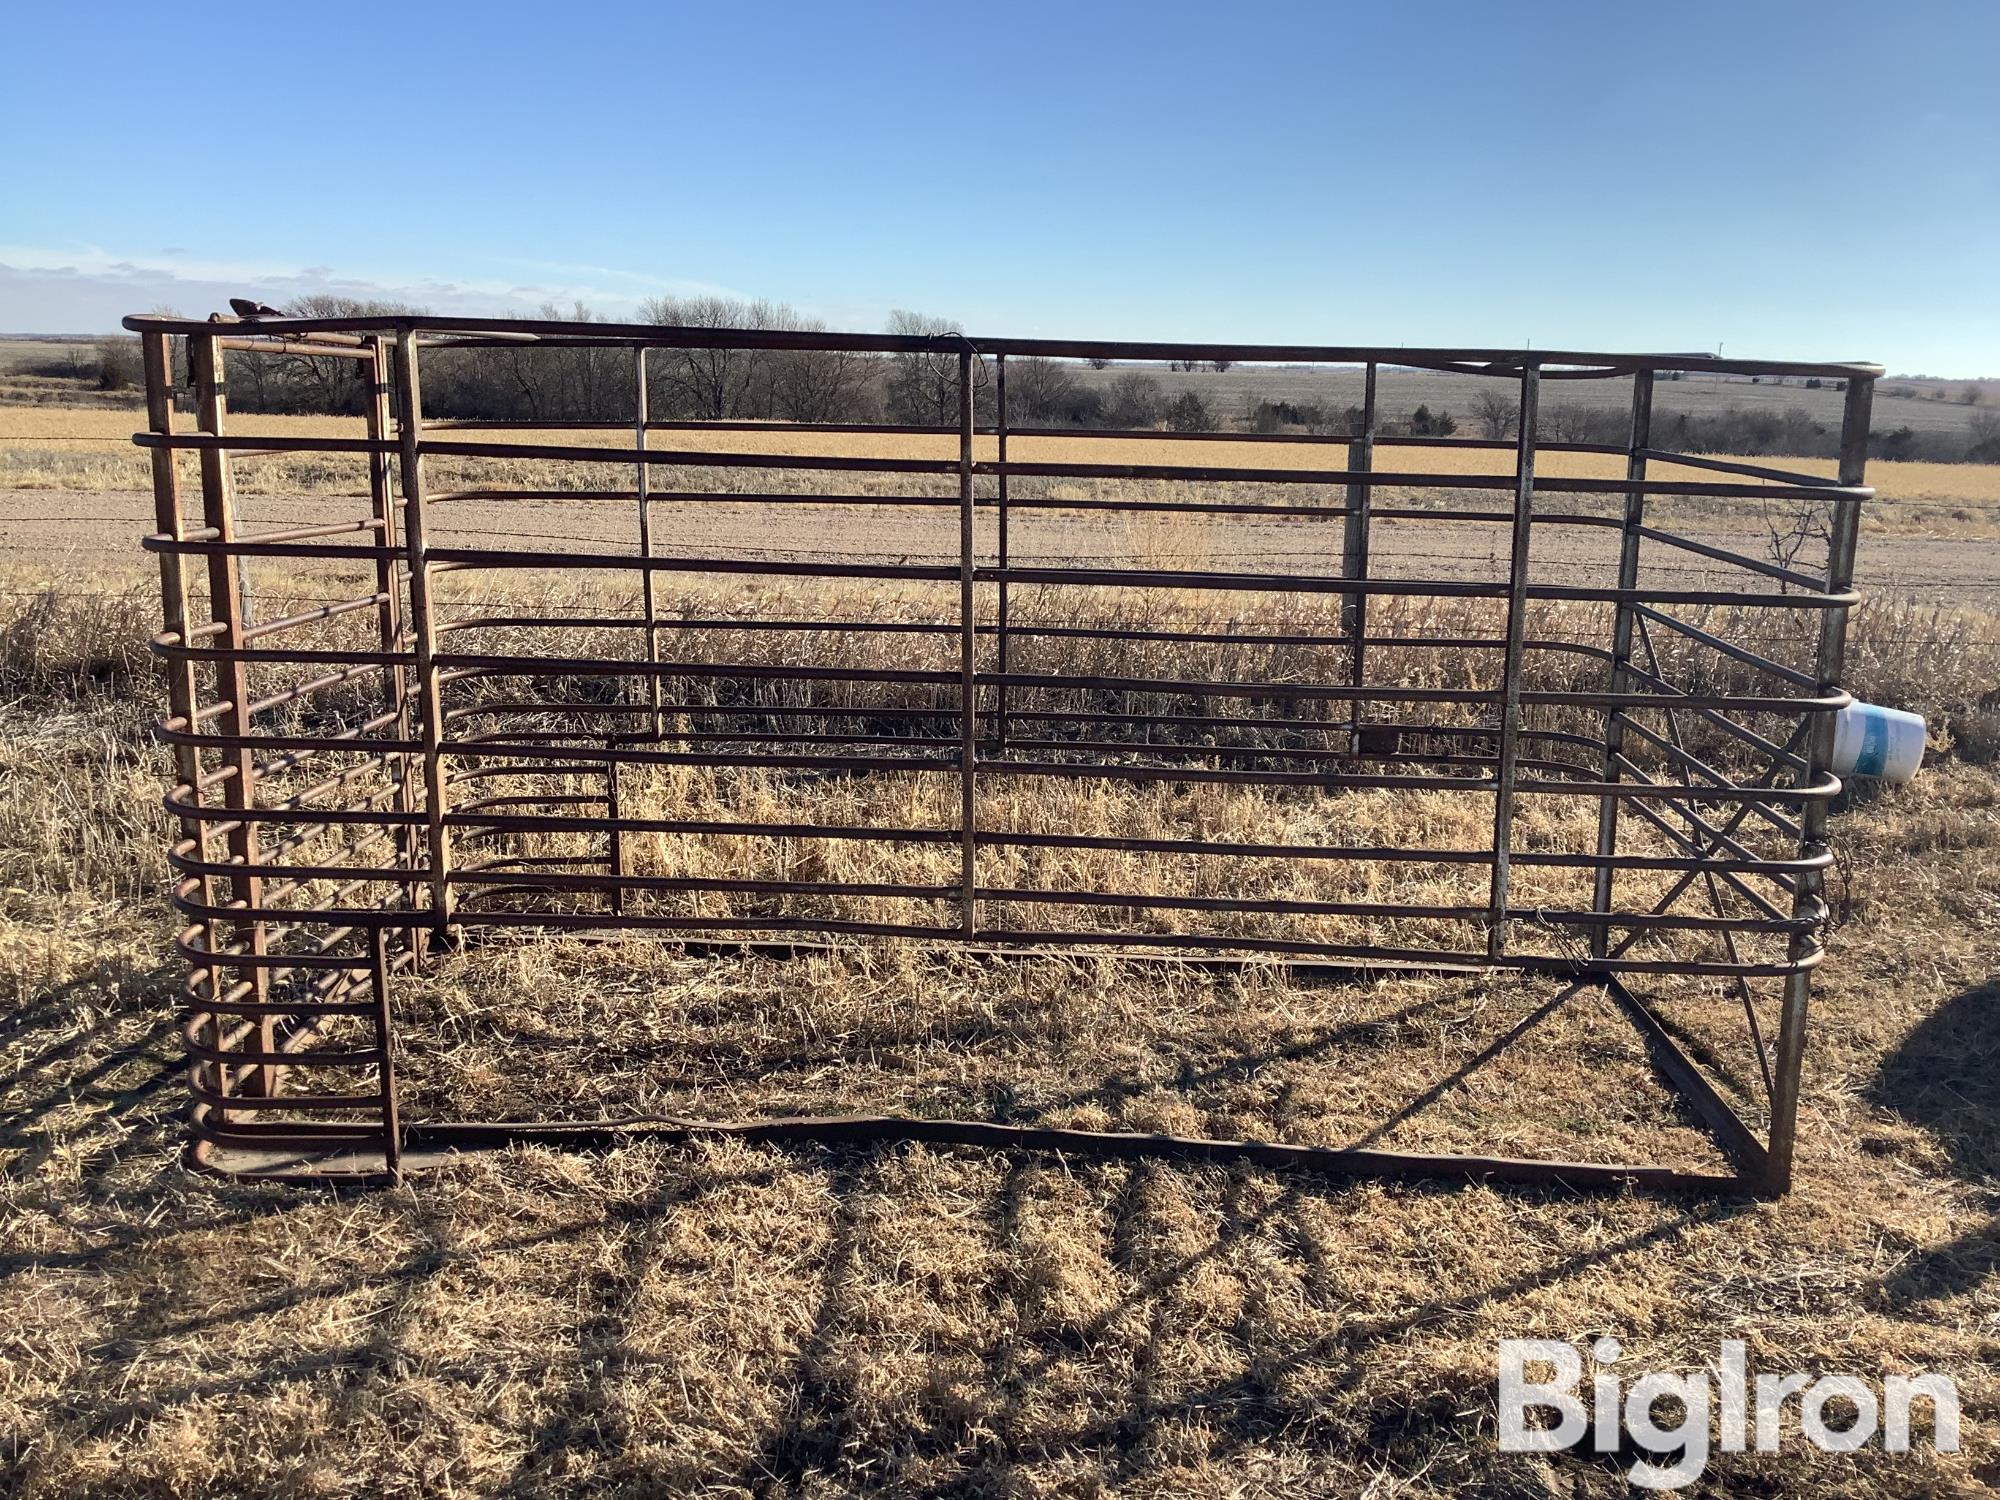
[478,254,750,300]
[0,245,752,333]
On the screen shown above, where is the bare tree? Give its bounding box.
[1967,408,2000,462]
[1007,357,1103,426]
[221,340,274,406]
[90,337,141,391]
[1103,372,1163,429]
[148,304,189,393]
[1473,389,1518,440]
[179,293,411,413]
[885,309,967,426]
[546,302,627,418]
[1540,403,1627,446]
[640,294,799,419]
[1762,496,1831,582]
[456,301,620,421]
[641,297,857,421]
[280,294,418,413]
[643,294,864,419]
[766,341,876,423]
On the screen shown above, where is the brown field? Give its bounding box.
[5,402,2000,524]
[0,409,1996,1496]
[5,405,1998,613]
[1064,362,2000,443]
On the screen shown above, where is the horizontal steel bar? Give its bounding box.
[1634,527,1830,593]
[164,790,424,827]
[189,1082,385,1112]
[1638,448,1840,488]
[215,335,376,359]
[417,547,1860,609]
[430,488,938,508]
[448,870,956,900]
[1612,662,1832,761]
[240,592,393,643]
[434,806,1820,882]
[431,652,1840,712]
[424,438,957,475]
[144,534,403,561]
[134,432,392,456]
[1629,604,1819,689]
[154,641,408,667]
[421,417,1623,454]
[442,740,957,773]
[123,313,1884,379]
[978,563,1859,608]
[428,546,957,582]
[979,459,1867,503]
[433,909,1819,976]
[183,1027,384,1069]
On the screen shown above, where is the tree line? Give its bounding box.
[1464,388,2000,464]
[56,295,2000,462]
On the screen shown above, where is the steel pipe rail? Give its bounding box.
[121,311,1881,379]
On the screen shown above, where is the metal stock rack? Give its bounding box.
[128,310,1880,1193]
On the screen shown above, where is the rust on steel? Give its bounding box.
[127,310,1879,1194]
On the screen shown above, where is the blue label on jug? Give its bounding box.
[1854,707,1890,778]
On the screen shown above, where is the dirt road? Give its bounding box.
[3,487,1993,605]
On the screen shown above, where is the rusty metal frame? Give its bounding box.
[128,310,1880,1195]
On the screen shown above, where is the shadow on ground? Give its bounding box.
[1867,975,2000,1308]
[0,955,185,1188]
[1,957,1794,1497]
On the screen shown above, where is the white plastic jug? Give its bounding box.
[1830,701,1925,785]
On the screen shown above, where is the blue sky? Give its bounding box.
[4,0,1995,374]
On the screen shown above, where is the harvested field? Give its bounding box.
[0,392,1995,1495]
[3,404,1999,535]
[6,487,2000,614]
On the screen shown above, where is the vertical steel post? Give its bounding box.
[393,331,454,940]
[994,353,1010,753]
[364,339,419,943]
[635,344,662,740]
[190,332,274,1093]
[958,349,978,936]
[609,342,652,919]
[1765,374,1872,1192]
[144,331,224,1101]
[1590,369,1655,956]
[605,755,625,917]
[1342,362,1378,748]
[367,925,403,1181]
[1486,363,1541,960]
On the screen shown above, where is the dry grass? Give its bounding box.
[0,550,1997,1495]
[1,393,1997,1494]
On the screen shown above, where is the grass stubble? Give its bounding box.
[0,454,1996,1496]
